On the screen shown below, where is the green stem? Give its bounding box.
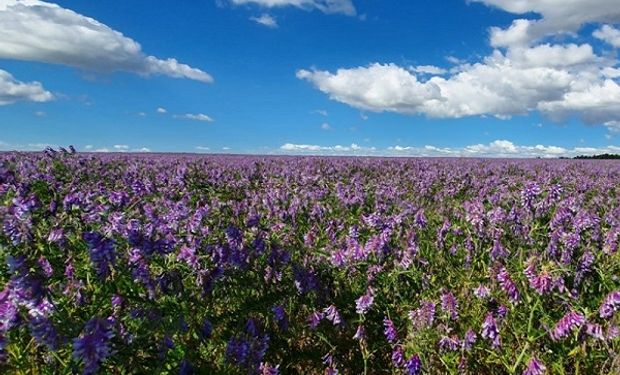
[511,343,530,374]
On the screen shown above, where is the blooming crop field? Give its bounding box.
[1,151,620,374]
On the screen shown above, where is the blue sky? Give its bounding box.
[0,0,619,157]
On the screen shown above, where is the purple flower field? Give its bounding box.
[1,151,619,374]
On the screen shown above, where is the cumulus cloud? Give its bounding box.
[298,45,620,125]
[156,107,167,114]
[320,122,331,130]
[594,25,620,48]
[472,0,620,47]
[388,140,619,158]
[250,14,278,28]
[230,0,355,15]
[297,0,620,127]
[278,139,619,157]
[280,143,377,155]
[0,69,54,105]
[0,0,212,82]
[82,144,150,153]
[175,113,214,122]
[411,65,447,75]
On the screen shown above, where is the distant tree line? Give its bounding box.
[572,153,620,160]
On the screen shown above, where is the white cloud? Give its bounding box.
[175,113,214,122]
[0,69,53,105]
[156,107,167,114]
[280,142,373,154]
[0,140,58,151]
[386,139,619,158]
[411,65,447,75]
[312,109,328,116]
[505,43,598,68]
[230,0,356,15]
[81,144,150,152]
[250,14,278,28]
[296,64,441,114]
[297,42,620,125]
[605,121,620,133]
[34,110,46,117]
[472,0,620,47]
[321,122,331,130]
[195,146,211,151]
[594,25,620,48]
[0,0,212,82]
[294,1,620,127]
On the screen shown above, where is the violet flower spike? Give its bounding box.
[599,291,620,319]
[523,357,546,375]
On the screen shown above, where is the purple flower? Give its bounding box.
[226,337,250,366]
[463,329,477,350]
[438,335,461,352]
[607,325,620,340]
[259,362,280,375]
[414,209,427,228]
[497,267,520,304]
[599,291,620,319]
[272,305,288,331]
[521,182,541,209]
[0,333,6,362]
[585,323,604,340]
[0,288,19,333]
[392,346,405,367]
[73,318,115,375]
[603,229,619,255]
[83,232,116,279]
[550,311,585,341]
[405,354,422,375]
[481,313,501,348]
[574,251,594,285]
[523,357,546,375]
[409,301,436,330]
[177,246,199,269]
[352,325,365,341]
[307,311,324,329]
[47,228,65,244]
[474,285,491,299]
[226,330,270,371]
[324,305,342,326]
[441,291,459,320]
[111,295,123,311]
[194,317,210,340]
[491,239,508,260]
[37,256,53,278]
[355,289,374,315]
[383,317,398,343]
[29,317,59,350]
[525,258,552,295]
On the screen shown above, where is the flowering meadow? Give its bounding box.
[1,150,620,374]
